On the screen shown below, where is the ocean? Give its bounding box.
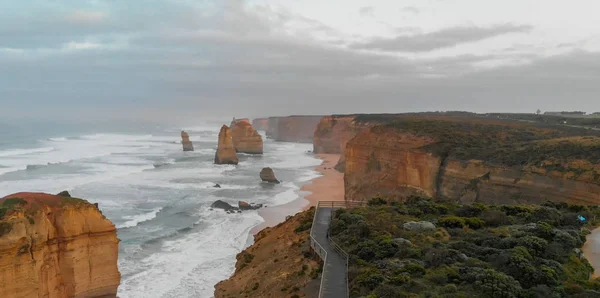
[0,121,321,298]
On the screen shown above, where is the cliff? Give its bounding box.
[266,116,323,143]
[181,130,194,151]
[214,209,320,298]
[251,118,269,131]
[231,121,263,154]
[344,118,600,205]
[215,125,239,165]
[313,115,389,171]
[0,192,120,298]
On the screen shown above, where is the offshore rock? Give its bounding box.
[260,167,280,184]
[231,121,263,154]
[181,130,194,151]
[214,125,239,165]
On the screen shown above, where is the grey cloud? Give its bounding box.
[351,24,533,52]
[1,0,599,123]
[401,6,420,14]
[359,7,374,17]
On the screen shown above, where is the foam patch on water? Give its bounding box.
[118,207,164,229]
[0,146,55,157]
[117,208,262,298]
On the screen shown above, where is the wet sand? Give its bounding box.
[583,227,600,278]
[251,154,344,234]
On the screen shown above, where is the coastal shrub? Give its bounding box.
[242,253,254,264]
[251,283,259,290]
[438,216,465,229]
[2,197,27,208]
[367,197,387,206]
[330,198,600,298]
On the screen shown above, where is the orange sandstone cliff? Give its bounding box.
[266,116,323,143]
[344,119,600,205]
[251,118,269,131]
[0,192,120,298]
[214,209,320,298]
[215,125,239,165]
[231,121,263,154]
[313,115,393,171]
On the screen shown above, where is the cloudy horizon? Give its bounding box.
[2,0,600,124]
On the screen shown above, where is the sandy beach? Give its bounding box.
[583,227,600,278]
[251,153,345,234]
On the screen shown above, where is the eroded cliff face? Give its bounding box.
[215,125,239,164]
[266,116,323,143]
[251,118,269,131]
[231,122,263,154]
[0,192,120,298]
[313,115,379,171]
[344,126,600,205]
[214,209,320,298]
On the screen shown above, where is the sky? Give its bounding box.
[1,0,600,123]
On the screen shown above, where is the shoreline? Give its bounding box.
[250,153,344,235]
[583,226,600,279]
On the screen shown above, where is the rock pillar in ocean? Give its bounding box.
[181,131,194,151]
[260,167,280,183]
[214,125,239,165]
[231,121,263,154]
[0,192,121,297]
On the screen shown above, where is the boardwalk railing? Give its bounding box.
[309,200,366,298]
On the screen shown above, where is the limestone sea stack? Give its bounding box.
[181,130,194,151]
[230,117,250,127]
[214,125,239,165]
[0,192,120,297]
[231,121,263,154]
[260,167,280,183]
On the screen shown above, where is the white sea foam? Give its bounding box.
[48,137,68,142]
[118,207,163,229]
[118,208,262,298]
[0,146,54,157]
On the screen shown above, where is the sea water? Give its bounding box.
[0,121,322,297]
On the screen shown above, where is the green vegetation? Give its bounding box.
[383,119,600,171]
[294,207,315,233]
[0,197,27,220]
[330,196,600,298]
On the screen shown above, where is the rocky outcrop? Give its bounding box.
[266,116,323,143]
[252,118,269,131]
[57,190,71,197]
[181,130,194,151]
[344,124,600,205]
[214,209,320,298]
[214,125,239,165]
[231,121,263,154]
[260,167,280,184]
[230,118,250,127]
[210,200,263,212]
[0,192,120,298]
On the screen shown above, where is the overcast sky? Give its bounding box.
[1,0,600,123]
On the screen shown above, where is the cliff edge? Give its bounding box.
[0,192,120,298]
[214,209,320,298]
[344,118,600,205]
